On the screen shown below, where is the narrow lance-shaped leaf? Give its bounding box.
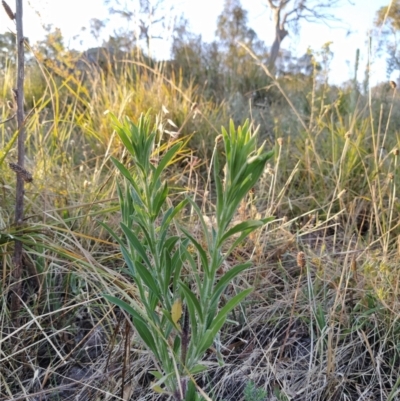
[151,181,169,220]
[179,281,204,322]
[161,199,188,232]
[224,218,274,256]
[109,113,136,156]
[210,288,253,333]
[197,288,252,357]
[179,226,210,276]
[171,299,183,330]
[111,157,139,192]
[153,142,182,185]
[134,261,162,303]
[120,223,152,269]
[217,219,266,248]
[214,150,225,229]
[104,295,159,358]
[184,197,212,253]
[178,294,199,342]
[210,262,251,305]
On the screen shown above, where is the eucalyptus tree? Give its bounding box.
[104,0,172,56]
[264,0,346,71]
[216,0,268,95]
[374,0,400,76]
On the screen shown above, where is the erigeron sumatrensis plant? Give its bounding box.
[103,112,273,400]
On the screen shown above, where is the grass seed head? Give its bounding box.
[297,251,306,269]
[2,0,15,20]
[9,162,33,183]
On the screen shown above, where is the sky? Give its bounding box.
[0,0,394,85]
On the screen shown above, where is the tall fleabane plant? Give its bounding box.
[103,112,273,400]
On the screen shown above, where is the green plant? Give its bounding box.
[103,112,273,400]
[243,380,268,401]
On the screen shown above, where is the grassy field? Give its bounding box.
[1,50,400,401]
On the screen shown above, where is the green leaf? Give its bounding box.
[197,288,252,357]
[179,282,204,322]
[314,303,327,332]
[160,249,173,297]
[190,364,208,374]
[133,316,159,357]
[104,295,159,357]
[217,219,266,247]
[183,197,211,251]
[173,332,181,354]
[211,262,251,304]
[210,288,253,333]
[111,157,135,186]
[98,222,134,271]
[117,182,130,224]
[135,220,155,255]
[149,371,163,380]
[153,142,182,184]
[120,242,137,277]
[225,218,274,255]
[134,261,161,302]
[152,181,169,219]
[103,295,137,316]
[110,114,136,156]
[172,241,189,290]
[117,126,136,157]
[213,151,224,228]
[163,236,181,252]
[197,329,217,358]
[161,199,188,232]
[207,265,253,325]
[120,223,152,269]
[179,227,209,276]
[98,221,120,244]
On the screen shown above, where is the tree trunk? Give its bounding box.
[268,6,288,72]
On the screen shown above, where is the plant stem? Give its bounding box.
[11,0,25,324]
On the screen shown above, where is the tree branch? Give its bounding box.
[266,0,291,11]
